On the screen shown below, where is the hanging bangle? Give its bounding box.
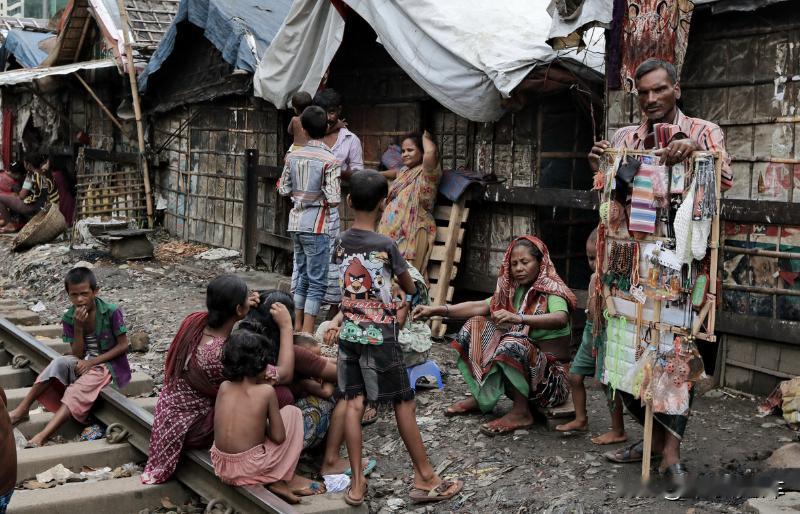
[517,314,524,324]
[444,304,450,317]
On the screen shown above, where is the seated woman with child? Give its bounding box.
[414,236,576,436]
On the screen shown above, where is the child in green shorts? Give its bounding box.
[556,228,627,444]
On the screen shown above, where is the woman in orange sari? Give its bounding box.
[377,131,441,272]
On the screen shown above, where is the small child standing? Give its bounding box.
[279,105,341,334]
[211,326,323,504]
[556,228,627,445]
[329,170,463,506]
[8,267,130,446]
[287,91,313,152]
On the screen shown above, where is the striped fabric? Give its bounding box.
[629,165,657,233]
[278,140,341,234]
[611,109,733,191]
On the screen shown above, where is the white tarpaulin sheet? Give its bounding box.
[0,58,116,86]
[254,0,603,122]
[253,0,344,109]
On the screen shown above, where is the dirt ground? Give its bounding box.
[1,233,796,514]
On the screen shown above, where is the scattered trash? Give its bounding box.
[80,466,113,482]
[130,331,151,352]
[36,463,75,483]
[22,479,56,490]
[386,497,406,510]
[322,473,349,493]
[80,424,105,441]
[194,248,240,261]
[29,301,46,312]
[13,428,27,449]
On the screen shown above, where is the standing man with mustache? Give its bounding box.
[587,58,732,486]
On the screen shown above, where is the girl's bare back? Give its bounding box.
[213,381,273,454]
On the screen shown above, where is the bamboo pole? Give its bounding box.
[73,73,128,135]
[117,0,153,228]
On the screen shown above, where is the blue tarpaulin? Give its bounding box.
[0,29,53,69]
[138,0,292,92]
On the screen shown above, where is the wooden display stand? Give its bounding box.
[596,149,722,480]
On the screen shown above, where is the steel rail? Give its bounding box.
[0,316,296,514]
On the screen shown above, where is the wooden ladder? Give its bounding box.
[427,197,469,338]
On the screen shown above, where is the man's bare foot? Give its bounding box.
[320,457,370,476]
[445,397,479,416]
[591,430,627,445]
[268,481,300,504]
[555,418,588,432]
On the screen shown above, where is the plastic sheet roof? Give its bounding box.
[254,0,604,121]
[138,0,293,92]
[0,58,116,86]
[0,29,54,68]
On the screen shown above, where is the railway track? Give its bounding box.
[0,304,356,514]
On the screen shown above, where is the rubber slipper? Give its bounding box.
[604,439,644,463]
[409,480,464,504]
[479,420,532,437]
[344,457,377,477]
[361,407,378,426]
[343,483,368,507]
[293,480,326,496]
[414,376,439,390]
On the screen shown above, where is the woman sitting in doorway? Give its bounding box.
[377,131,441,273]
[0,151,59,233]
[413,236,576,436]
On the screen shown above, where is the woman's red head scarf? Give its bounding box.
[489,236,577,314]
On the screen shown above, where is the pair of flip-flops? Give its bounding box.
[343,457,377,477]
[344,480,464,506]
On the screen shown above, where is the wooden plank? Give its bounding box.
[721,199,800,225]
[243,149,259,265]
[716,312,800,346]
[429,262,459,282]
[433,205,469,223]
[430,245,461,264]
[725,358,796,380]
[435,226,464,244]
[481,185,599,210]
[257,232,293,252]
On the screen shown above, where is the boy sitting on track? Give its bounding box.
[8,267,131,447]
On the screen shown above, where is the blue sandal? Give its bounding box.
[344,457,377,477]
